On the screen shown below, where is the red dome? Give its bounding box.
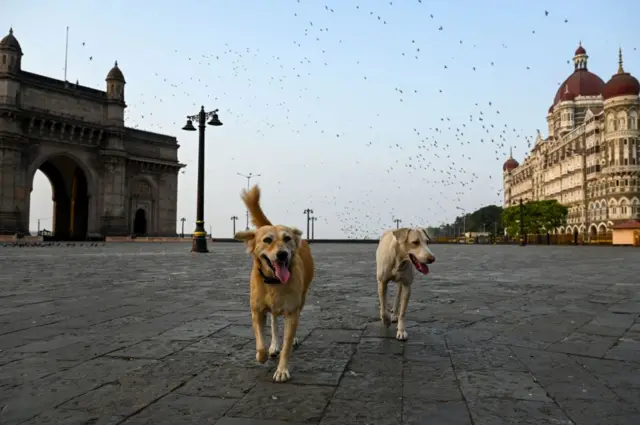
[575,45,586,55]
[553,70,604,105]
[602,51,639,100]
[603,72,639,100]
[503,157,519,172]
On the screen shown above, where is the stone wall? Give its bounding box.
[20,86,104,122]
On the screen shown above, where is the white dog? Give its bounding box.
[376,228,436,341]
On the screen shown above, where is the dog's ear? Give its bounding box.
[234,230,256,253]
[392,228,409,243]
[290,227,303,247]
[422,228,432,243]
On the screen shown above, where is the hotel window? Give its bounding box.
[624,158,628,165]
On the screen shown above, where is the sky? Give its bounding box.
[4,0,639,238]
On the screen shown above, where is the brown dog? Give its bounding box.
[234,185,314,382]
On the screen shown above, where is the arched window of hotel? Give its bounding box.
[621,199,628,215]
[629,111,637,129]
[618,115,626,129]
[608,115,615,131]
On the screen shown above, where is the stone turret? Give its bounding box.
[0,28,22,75]
[105,61,126,125]
[0,28,22,111]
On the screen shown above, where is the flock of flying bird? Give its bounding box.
[65,3,637,239]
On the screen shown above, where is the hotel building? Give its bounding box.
[503,44,640,238]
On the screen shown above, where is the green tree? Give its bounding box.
[501,205,522,236]
[501,200,567,236]
[537,200,568,233]
[428,205,505,237]
[468,205,503,233]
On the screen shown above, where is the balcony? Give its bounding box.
[602,165,640,174]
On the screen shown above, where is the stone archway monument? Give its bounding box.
[0,29,184,239]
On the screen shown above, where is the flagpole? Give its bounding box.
[64,26,69,81]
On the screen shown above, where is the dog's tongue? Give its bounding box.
[274,262,290,283]
[417,264,429,275]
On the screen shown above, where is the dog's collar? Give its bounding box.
[258,267,282,285]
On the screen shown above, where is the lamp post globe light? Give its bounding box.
[182,106,223,253]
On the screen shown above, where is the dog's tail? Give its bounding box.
[241,185,272,228]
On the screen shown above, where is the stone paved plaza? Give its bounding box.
[0,242,639,425]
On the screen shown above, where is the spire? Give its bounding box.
[618,47,624,74]
[114,60,118,67]
[509,146,513,158]
[8,27,13,35]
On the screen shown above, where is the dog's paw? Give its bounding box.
[381,312,391,328]
[256,348,268,364]
[396,329,408,341]
[268,343,281,357]
[390,312,399,323]
[293,337,300,347]
[273,367,291,382]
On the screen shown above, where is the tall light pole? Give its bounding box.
[519,198,526,247]
[231,215,238,236]
[310,216,317,240]
[182,106,223,253]
[393,218,402,229]
[303,209,314,240]
[180,217,186,238]
[237,172,261,230]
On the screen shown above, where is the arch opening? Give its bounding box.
[133,208,147,236]
[30,155,89,241]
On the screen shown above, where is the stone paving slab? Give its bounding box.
[0,243,639,424]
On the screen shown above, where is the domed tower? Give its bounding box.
[502,147,519,207]
[573,43,587,70]
[0,28,23,107]
[0,28,22,75]
[105,61,126,125]
[601,48,640,219]
[550,43,605,137]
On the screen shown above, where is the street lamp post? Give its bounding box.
[393,218,402,229]
[231,215,238,236]
[237,172,261,230]
[182,106,223,253]
[180,217,186,238]
[303,209,314,240]
[519,198,526,246]
[310,216,317,240]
